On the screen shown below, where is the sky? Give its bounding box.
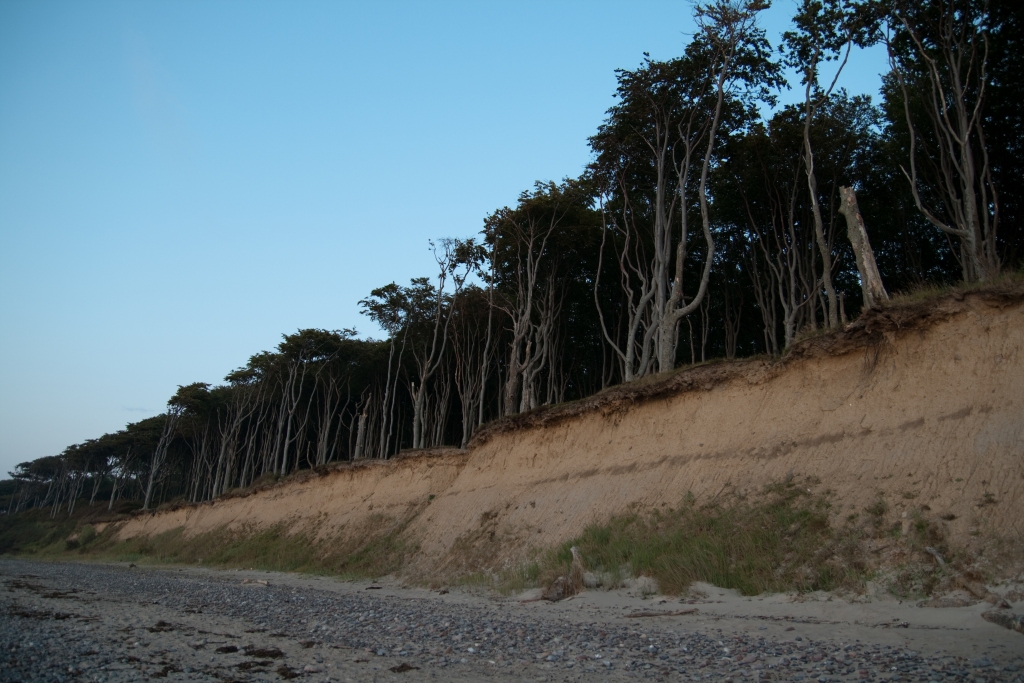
[0,0,889,476]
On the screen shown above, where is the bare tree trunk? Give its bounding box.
[108,447,133,511]
[144,407,181,511]
[427,368,452,447]
[722,286,742,359]
[353,408,367,460]
[67,471,87,517]
[314,375,343,465]
[593,195,658,383]
[478,250,496,430]
[381,335,406,458]
[802,88,839,329]
[499,205,563,412]
[839,186,888,310]
[88,467,105,506]
[378,340,398,458]
[277,360,310,476]
[453,303,489,449]
[409,239,472,448]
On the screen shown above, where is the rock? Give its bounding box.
[0,558,1004,683]
[980,611,1024,634]
[583,572,602,589]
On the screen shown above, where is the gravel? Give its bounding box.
[2,559,1022,683]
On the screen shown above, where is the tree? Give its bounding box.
[591,0,780,378]
[488,181,594,413]
[885,0,1000,282]
[782,0,879,327]
[450,286,493,447]
[362,238,481,450]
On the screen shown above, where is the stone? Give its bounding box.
[980,610,1024,634]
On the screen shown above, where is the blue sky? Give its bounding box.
[0,0,888,475]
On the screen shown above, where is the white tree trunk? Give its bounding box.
[839,186,888,311]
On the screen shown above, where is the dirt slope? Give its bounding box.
[116,289,1024,576]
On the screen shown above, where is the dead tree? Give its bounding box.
[839,186,889,309]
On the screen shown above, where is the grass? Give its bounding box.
[0,503,137,556]
[94,514,419,578]
[886,268,1024,304]
[497,482,868,597]
[0,504,419,580]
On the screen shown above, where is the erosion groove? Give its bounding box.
[113,290,1024,579]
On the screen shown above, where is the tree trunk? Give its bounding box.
[144,409,180,511]
[353,409,367,459]
[802,83,839,330]
[838,186,888,310]
[88,470,104,506]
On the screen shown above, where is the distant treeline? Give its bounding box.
[4,0,1021,516]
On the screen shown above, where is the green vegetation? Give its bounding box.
[522,483,865,596]
[0,504,418,581]
[161,520,410,578]
[0,505,125,557]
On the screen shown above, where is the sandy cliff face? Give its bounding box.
[117,451,469,543]
[117,292,1024,574]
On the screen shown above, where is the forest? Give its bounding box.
[3,0,1021,516]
